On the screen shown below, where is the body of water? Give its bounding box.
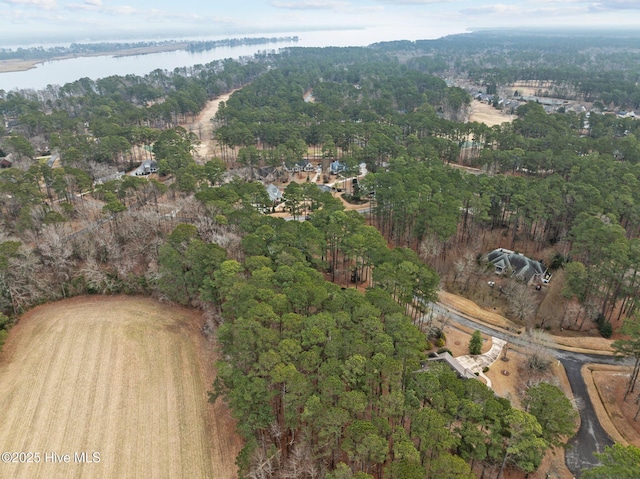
[0,27,450,92]
[0,41,296,92]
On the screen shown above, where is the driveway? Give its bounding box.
[455,337,506,388]
[431,303,625,478]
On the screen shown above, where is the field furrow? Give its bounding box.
[0,296,242,479]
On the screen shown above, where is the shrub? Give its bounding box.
[599,321,613,338]
[428,327,443,340]
[527,353,552,372]
[596,314,613,338]
[469,330,482,355]
[435,337,446,348]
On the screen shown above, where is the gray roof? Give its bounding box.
[266,184,283,202]
[46,152,59,168]
[424,352,477,380]
[484,248,546,283]
[330,160,345,173]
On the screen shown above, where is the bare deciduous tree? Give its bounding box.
[282,439,319,479]
[453,250,478,293]
[521,330,554,373]
[196,216,243,260]
[503,280,537,324]
[37,225,75,297]
[419,233,442,263]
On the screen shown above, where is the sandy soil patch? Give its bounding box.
[551,334,615,356]
[510,81,557,97]
[181,90,238,162]
[469,100,516,127]
[0,296,241,479]
[0,44,191,74]
[0,59,43,73]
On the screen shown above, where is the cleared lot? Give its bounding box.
[0,296,240,479]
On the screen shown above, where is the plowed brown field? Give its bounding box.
[0,296,241,479]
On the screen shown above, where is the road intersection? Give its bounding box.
[431,301,626,477]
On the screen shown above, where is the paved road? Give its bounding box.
[431,303,625,478]
[559,354,614,477]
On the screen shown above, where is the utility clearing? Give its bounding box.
[0,296,240,479]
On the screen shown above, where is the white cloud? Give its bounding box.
[66,1,100,11]
[271,0,351,10]
[375,0,453,4]
[61,1,236,26]
[591,0,640,10]
[4,0,57,9]
[460,2,587,17]
[113,5,136,15]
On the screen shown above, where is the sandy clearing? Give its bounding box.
[0,59,40,73]
[0,296,241,479]
[181,90,238,161]
[469,100,516,127]
[0,44,191,74]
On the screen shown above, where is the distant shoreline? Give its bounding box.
[0,42,191,74]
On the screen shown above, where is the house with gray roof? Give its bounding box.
[483,248,547,284]
[266,184,283,203]
[133,160,158,176]
[46,152,59,168]
[422,352,478,380]
[0,153,13,169]
[329,160,345,175]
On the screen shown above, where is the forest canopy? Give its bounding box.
[1,28,637,478]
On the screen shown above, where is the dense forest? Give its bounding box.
[375,29,640,109]
[2,30,640,477]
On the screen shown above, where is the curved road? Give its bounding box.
[431,303,626,478]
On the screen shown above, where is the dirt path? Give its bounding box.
[182,90,238,161]
[0,296,241,479]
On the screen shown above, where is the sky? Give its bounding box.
[1,0,639,46]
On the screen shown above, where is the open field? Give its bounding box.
[0,296,241,479]
[469,99,516,127]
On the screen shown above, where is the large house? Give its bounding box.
[133,160,158,176]
[329,160,345,175]
[0,153,14,169]
[422,352,478,380]
[285,159,316,174]
[483,248,548,284]
[266,184,283,203]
